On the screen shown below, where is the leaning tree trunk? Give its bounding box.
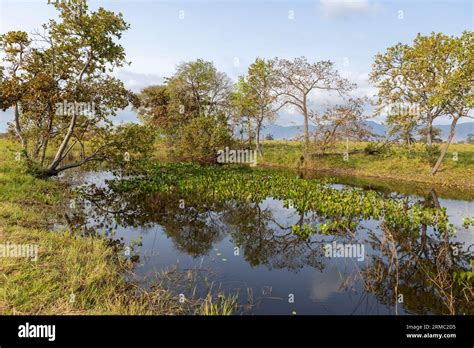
[431,117,458,176]
[48,112,78,172]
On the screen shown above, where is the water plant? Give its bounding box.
[98,163,453,238]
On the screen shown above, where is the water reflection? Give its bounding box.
[63,172,474,315]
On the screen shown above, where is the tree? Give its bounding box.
[419,126,442,144]
[467,134,474,143]
[310,98,373,154]
[135,85,170,129]
[174,115,233,162]
[369,33,454,150]
[430,31,473,175]
[0,0,138,177]
[273,57,355,150]
[138,60,234,159]
[385,112,418,146]
[265,134,274,141]
[233,58,279,157]
[166,59,232,121]
[370,31,473,175]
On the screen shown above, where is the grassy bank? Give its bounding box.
[260,141,474,189]
[0,139,234,315]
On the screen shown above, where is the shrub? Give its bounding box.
[174,116,233,162]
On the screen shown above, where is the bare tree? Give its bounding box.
[310,97,374,154]
[273,57,355,151]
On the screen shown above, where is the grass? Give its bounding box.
[0,138,237,315]
[260,140,474,189]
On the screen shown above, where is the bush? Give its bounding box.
[423,144,441,165]
[174,116,233,162]
[363,143,381,155]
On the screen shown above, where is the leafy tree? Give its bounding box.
[371,31,473,175]
[386,109,418,146]
[138,60,234,159]
[370,33,454,150]
[430,31,473,175]
[265,134,274,141]
[135,85,170,129]
[273,57,355,150]
[233,58,279,157]
[166,59,232,122]
[419,126,442,144]
[0,0,138,177]
[467,134,474,143]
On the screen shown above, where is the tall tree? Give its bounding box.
[370,34,453,150]
[135,85,171,129]
[370,31,473,175]
[233,58,279,156]
[273,57,355,150]
[0,0,140,176]
[430,31,473,175]
[166,59,232,121]
[137,60,234,160]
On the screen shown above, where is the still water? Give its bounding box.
[59,170,474,315]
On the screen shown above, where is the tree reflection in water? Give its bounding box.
[65,182,473,315]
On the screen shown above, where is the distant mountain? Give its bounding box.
[436,123,474,142]
[259,124,315,140]
[260,121,474,142]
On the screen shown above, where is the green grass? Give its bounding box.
[260,140,474,189]
[0,138,236,315]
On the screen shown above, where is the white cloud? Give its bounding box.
[114,70,165,92]
[319,0,381,18]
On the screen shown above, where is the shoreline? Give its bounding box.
[258,161,474,190]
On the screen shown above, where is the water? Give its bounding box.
[58,169,474,315]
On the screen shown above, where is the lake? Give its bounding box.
[58,167,474,315]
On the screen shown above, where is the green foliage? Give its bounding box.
[174,116,233,161]
[100,123,157,173]
[370,31,474,175]
[136,60,234,160]
[107,163,453,239]
[463,217,474,229]
[0,0,137,176]
[422,144,441,165]
[135,85,171,128]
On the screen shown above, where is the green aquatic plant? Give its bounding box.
[100,163,452,238]
[462,217,474,229]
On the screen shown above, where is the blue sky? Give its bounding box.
[0,0,473,131]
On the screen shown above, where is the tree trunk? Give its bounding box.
[303,95,309,151]
[49,112,77,171]
[14,103,28,154]
[431,117,458,176]
[40,113,55,166]
[426,111,433,149]
[427,124,433,149]
[256,122,263,158]
[247,117,252,147]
